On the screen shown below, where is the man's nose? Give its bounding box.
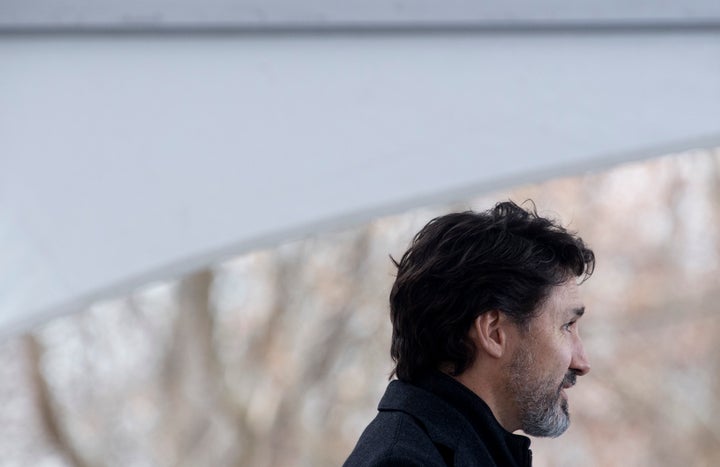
[571,340,591,376]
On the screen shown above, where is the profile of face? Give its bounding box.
[507,280,591,438]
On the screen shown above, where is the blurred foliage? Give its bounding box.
[1,148,719,466]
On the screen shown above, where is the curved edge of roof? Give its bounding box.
[4,132,719,341]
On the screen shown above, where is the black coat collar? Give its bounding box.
[378,372,532,467]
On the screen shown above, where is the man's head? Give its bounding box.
[389,200,594,436]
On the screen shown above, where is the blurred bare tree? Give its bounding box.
[0,148,718,466]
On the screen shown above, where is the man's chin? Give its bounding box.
[520,398,571,438]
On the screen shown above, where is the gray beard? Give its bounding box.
[508,346,573,438]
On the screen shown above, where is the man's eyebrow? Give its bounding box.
[572,307,585,318]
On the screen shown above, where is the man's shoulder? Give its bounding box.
[344,380,497,467]
[343,408,447,467]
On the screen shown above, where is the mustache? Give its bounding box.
[562,370,579,389]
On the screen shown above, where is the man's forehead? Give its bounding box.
[544,280,585,316]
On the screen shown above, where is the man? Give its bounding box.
[344,201,594,467]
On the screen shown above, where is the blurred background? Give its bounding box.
[2,1,720,466]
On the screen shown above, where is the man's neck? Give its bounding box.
[451,367,520,433]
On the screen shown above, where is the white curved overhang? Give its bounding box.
[1,2,720,336]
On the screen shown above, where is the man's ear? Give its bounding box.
[471,310,508,359]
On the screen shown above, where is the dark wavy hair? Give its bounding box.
[389,200,595,382]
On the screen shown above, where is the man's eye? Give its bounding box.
[563,321,576,331]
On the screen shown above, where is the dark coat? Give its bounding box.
[343,373,532,467]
